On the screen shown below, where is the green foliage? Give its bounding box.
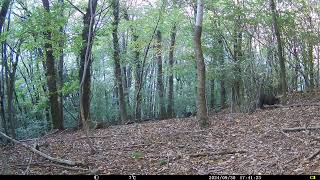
[1,0,318,139]
[159,159,168,166]
[131,151,144,159]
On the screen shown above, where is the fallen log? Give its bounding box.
[282,126,320,133]
[0,131,86,167]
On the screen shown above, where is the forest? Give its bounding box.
[0,0,320,175]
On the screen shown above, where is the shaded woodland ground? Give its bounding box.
[1,91,320,175]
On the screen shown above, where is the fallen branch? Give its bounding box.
[307,149,320,161]
[17,162,99,175]
[188,150,247,158]
[282,126,320,133]
[0,131,86,167]
[102,141,167,151]
[147,150,247,160]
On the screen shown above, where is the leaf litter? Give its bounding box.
[1,91,320,175]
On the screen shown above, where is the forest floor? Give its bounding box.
[1,91,320,175]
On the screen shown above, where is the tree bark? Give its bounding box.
[79,0,97,154]
[79,0,98,127]
[42,0,63,130]
[120,33,131,113]
[133,34,142,121]
[112,0,127,124]
[58,0,64,130]
[308,41,314,89]
[231,3,242,113]
[210,79,214,110]
[0,0,10,31]
[156,30,166,120]
[6,42,21,139]
[0,0,11,138]
[194,0,209,128]
[270,0,287,96]
[167,24,176,118]
[218,37,226,109]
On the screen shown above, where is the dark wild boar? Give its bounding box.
[259,94,280,109]
[184,111,196,118]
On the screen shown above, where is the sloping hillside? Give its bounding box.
[1,92,320,175]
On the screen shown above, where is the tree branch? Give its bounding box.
[66,0,84,15]
[0,131,86,167]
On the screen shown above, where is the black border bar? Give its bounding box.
[0,175,318,180]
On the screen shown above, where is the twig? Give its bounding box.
[0,131,86,167]
[282,126,320,133]
[66,0,84,15]
[188,150,247,158]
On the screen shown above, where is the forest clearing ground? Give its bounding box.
[1,92,320,175]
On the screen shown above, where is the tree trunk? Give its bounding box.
[133,34,142,121]
[167,24,176,118]
[0,0,11,137]
[0,0,10,31]
[217,37,226,109]
[79,0,98,127]
[37,48,52,131]
[302,44,310,90]
[112,0,127,124]
[58,0,64,129]
[270,0,287,96]
[6,42,21,139]
[317,45,320,88]
[42,0,63,130]
[156,30,166,120]
[231,4,242,113]
[308,42,314,90]
[210,79,214,110]
[194,0,209,128]
[120,33,131,114]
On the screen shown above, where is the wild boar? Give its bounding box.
[259,94,280,109]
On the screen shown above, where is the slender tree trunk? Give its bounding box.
[42,0,63,130]
[231,5,242,113]
[167,24,176,118]
[79,0,97,154]
[120,33,131,114]
[317,45,320,88]
[58,0,64,129]
[79,0,98,127]
[156,30,166,119]
[210,79,214,110]
[194,0,209,128]
[302,44,310,89]
[112,0,127,124]
[217,38,226,109]
[270,0,287,96]
[308,42,314,90]
[0,0,10,31]
[133,34,142,121]
[6,43,21,139]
